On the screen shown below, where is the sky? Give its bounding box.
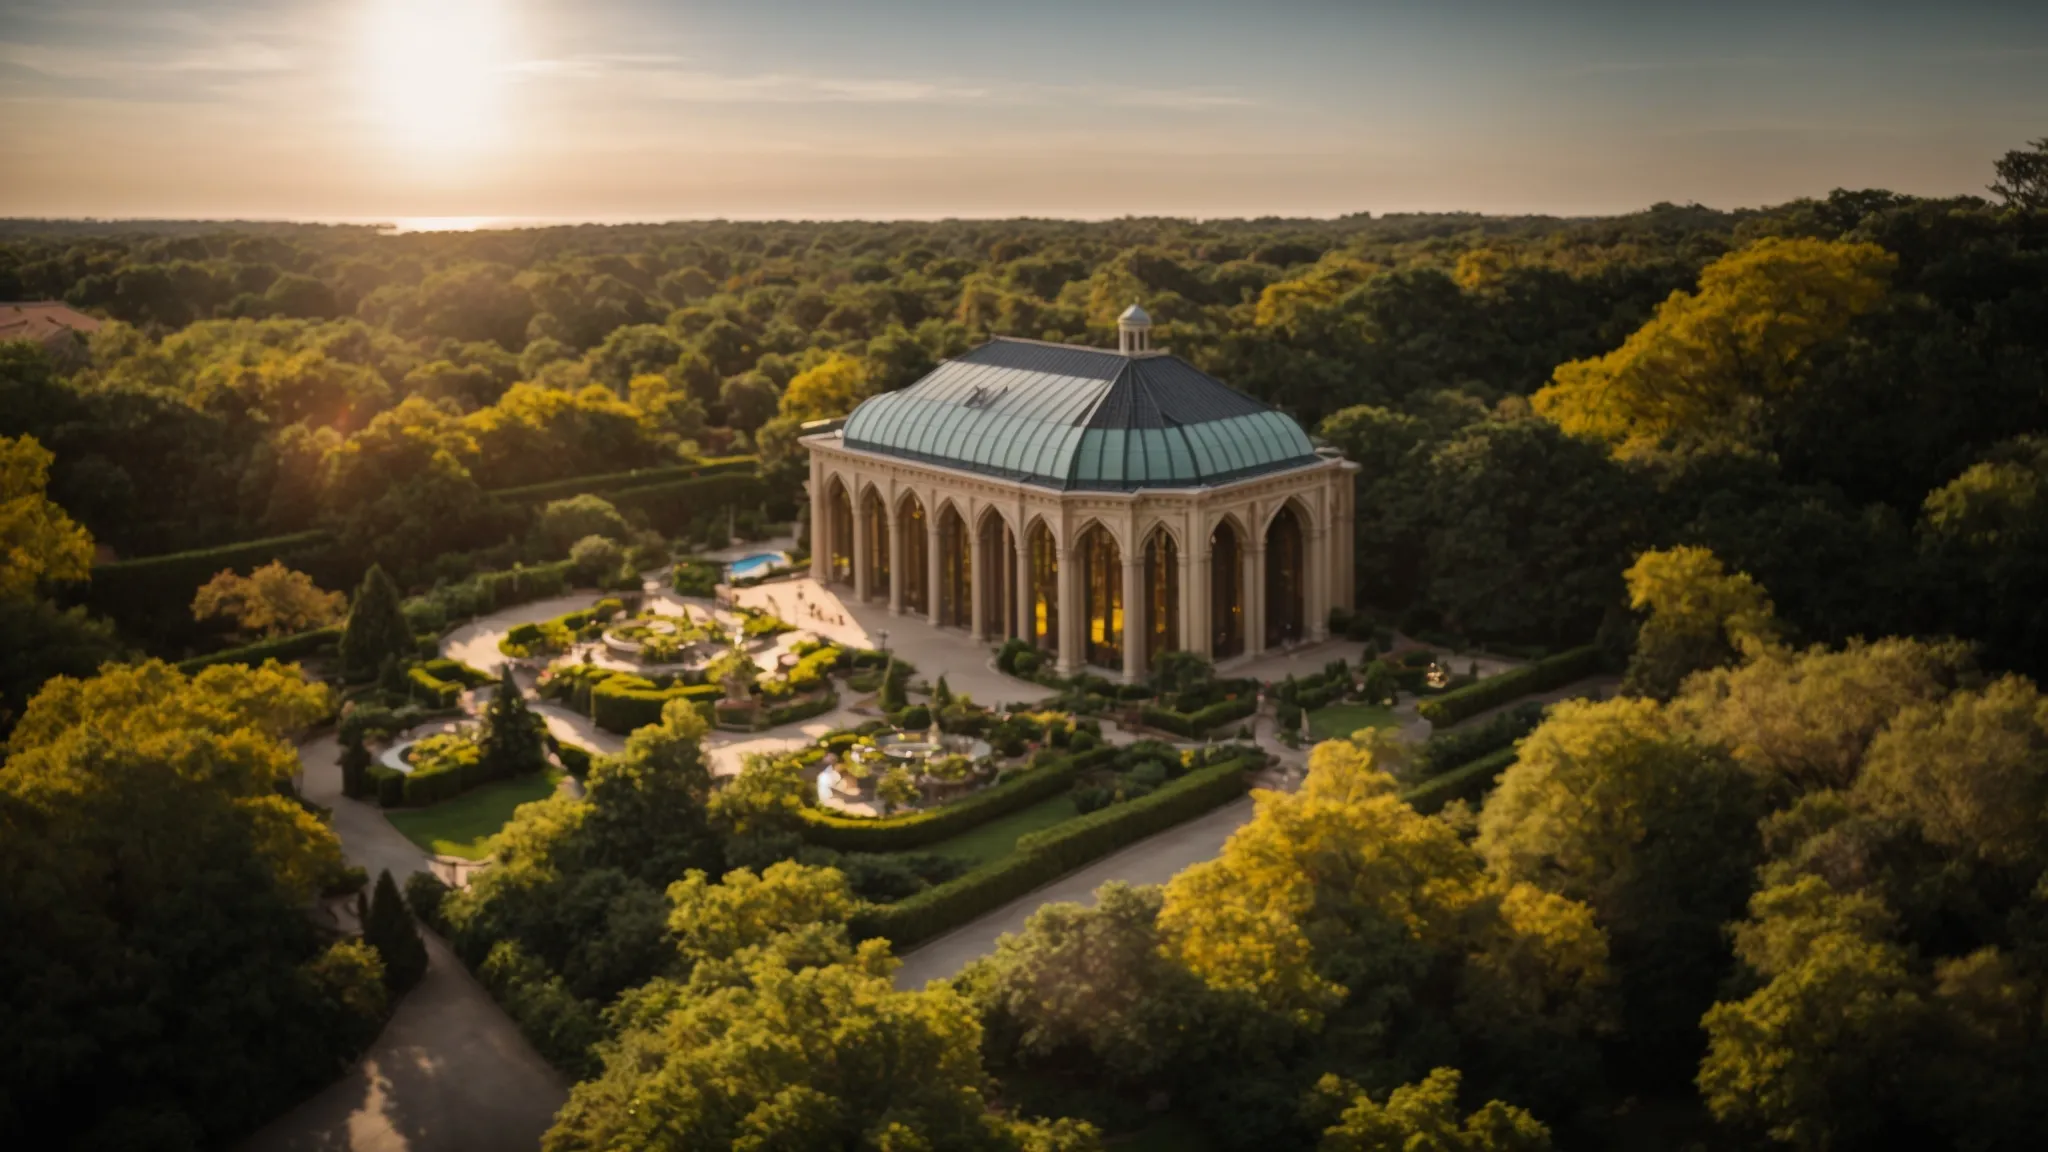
[1,0,2043,222]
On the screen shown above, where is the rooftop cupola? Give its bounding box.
[1117,301,1152,354]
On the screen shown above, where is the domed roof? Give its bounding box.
[838,338,1317,492]
[1118,302,1151,325]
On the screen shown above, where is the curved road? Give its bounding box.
[240,738,568,1152]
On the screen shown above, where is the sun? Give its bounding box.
[362,0,511,158]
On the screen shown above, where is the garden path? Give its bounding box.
[246,736,566,1151]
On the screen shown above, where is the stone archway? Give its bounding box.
[936,503,971,629]
[1142,525,1180,670]
[1265,502,1306,648]
[1027,519,1059,654]
[1079,523,1123,670]
[977,509,1017,640]
[1210,518,1244,659]
[860,486,890,602]
[898,492,929,616]
[826,477,853,586]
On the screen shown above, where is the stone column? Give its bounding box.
[1245,539,1266,659]
[926,502,943,627]
[809,461,828,582]
[1121,552,1145,683]
[1016,523,1034,644]
[969,514,988,641]
[1179,533,1201,658]
[887,501,904,616]
[852,491,871,602]
[1308,525,1330,642]
[1056,541,1082,676]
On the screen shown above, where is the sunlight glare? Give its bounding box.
[363,0,511,158]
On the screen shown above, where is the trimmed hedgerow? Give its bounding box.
[1402,747,1518,814]
[1415,645,1603,727]
[486,456,757,507]
[606,472,766,535]
[1140,695,1257,738]
[852,755,1256,948]
[406,666,463,709]
[173,625,342,674]
[798,746,1118,854]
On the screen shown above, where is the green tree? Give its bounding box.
[1989,136,2048,209]
[191,560,347,639]
[579,698,723,884]
[1314,1068,1551,1152]
[536,493,631,556]
[1620,546,1781,699]
[778,351,871,422]
[1535,238,1896,457]
[1697,879,1927,1151]
[478,667,548,781]
[568,534,625,586]
[0,660,374,1146]
[962,883,1216,1084]
[1477,697,1762,1081]
[338,563,412,681]
[362,868,429,993]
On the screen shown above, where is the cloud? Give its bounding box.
[509,54,1251,110]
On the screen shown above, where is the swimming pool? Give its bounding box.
[726,552,785,579]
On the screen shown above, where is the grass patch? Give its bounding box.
[1307,702,1400,741]
[384,769,565,860]
[921,793,1079,867]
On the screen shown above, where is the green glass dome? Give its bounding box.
[841,338,1317,491]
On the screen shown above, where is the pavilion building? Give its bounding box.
[802,305,1357,683]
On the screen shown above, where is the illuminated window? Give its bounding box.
[1081,525,1122,669]
[1029,522,1059,652]
[1144,528,1179,668]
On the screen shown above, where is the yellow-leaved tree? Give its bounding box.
[1532,237,1895,457]
[1,433,93,600]
[778,352,871,423]
[1620,545,1781,698]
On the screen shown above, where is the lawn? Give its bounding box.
[1307,701,1400,741]
[384,768,565,860]
[921,793,1080,866]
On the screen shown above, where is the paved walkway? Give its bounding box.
[892,795,1259,989]
[246,740,568,1150]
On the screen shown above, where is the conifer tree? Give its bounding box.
[479,666,547,780]
[362,869,428,994]
[338,564,412,681]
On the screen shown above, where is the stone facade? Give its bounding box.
[803,431,1358,683]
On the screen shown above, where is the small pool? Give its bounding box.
[727,552,785,579]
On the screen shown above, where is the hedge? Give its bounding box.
[766,691,839,728]
[370,764,406,808]
[485,456,757,506]
[1415,701,1544,777]
[606,472,767,536]
[853,756,1254,948]
[174,625,342,674]
[1140,695,1257,739]
[419,657,494,687]
[591,678,722,735]
[86,529,337,643]
[1415,645,1603,727]
[556,742,594,778]
[1402,747,1518,815]
[799,746,1118,853]
[401,763,467,806]
[407,666,464,709]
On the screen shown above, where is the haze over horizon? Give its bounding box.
[2,0,2044,222]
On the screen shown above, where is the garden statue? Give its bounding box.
[1425,661,1450,690]
[815,763,841,805]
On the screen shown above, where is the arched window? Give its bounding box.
[899,493,929,616]
[937,505,970,628]
[1265,504,1305,647]
[1080,524,1122,670]
[1028,521,1059,653]
[861,489,889,600]
[1211,520,1243,659]
[978,511,1016,639]
[1143,527,1179,669]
